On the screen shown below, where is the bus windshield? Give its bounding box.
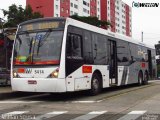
[14,30,63,65]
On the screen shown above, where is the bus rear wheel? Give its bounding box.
[138,71,143,85]
[89,73,101,96]
[143,71,149,85]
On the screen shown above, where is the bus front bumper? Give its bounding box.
[11,78,67,93]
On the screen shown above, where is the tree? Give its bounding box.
[2,4,43,28]
[70,15,111,29]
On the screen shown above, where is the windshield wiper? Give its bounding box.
[36,29,52,55]
[29,37,33,55]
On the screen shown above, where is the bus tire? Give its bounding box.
[143,71,149,85]
[89,73,102,96]
[138,71,143,85]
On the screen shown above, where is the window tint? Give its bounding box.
[83,30,93,64]
[67,26,82,35]
[92,33,108,64]
[66,33,82,58]
[140,46,148,62]
[129,43,147,62]
[117,40,130,66]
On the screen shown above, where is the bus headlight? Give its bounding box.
[13,71,18,78]
[13,71,20,78]
[48,68,59,78]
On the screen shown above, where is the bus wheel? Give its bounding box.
[138,71,143,85]
[89,73,101,96]
[144,71,149,85]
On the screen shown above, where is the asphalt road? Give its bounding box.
[0,80,160,120]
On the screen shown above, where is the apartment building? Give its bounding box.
[26,0,132,36]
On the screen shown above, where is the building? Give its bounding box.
[26,0,132,37]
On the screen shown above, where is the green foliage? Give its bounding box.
[70,15,111,29]
[1,4,43,28]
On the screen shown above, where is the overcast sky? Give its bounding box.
[0,0,160,46]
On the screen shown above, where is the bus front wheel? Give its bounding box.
[89,73,102,96]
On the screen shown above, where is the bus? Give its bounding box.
[11,17,156,95]
[0,28,16,85]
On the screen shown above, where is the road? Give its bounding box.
[0,80,160,120]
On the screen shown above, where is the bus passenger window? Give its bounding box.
[66,33,82,58]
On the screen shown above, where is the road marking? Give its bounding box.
[117,111,146,120]
[25,111,68,120]
[71,111,107,120]
[68,100,106,103]
[1,111,28,119]
[71,101,97,103]
[0,101,40,104]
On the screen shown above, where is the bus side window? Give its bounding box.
[66,34,72,56]
[66,33,82,58]
[83,30,93,64]
[117,40,130,66]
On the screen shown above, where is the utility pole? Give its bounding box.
[141,31,143,42]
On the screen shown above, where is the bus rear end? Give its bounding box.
[11,18,67,92]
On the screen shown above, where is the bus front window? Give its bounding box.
[14,30,63,65]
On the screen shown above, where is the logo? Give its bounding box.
[18,68,32,74]
[25,69,32,74]
[132,1,159,8]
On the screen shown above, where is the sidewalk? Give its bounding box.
[0,86,15,100]
[0,86,12,93]
[0,86,41,100]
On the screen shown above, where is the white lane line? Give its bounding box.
[117,111,146,120]
[71,111,107,120]
[25,111,68,120]
[69,100,105,103]
[0,101,40,104]
[71,101,97,103]
[1,111,28,119]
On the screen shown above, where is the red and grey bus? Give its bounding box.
[11,18,156,95]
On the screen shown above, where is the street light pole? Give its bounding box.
[141,31,143,42]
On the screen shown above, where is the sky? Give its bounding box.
[0,0,160,46]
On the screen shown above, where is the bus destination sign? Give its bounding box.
[19,21,65,31]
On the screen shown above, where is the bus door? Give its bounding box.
[147,50,152,78]
[108,40,118,85]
